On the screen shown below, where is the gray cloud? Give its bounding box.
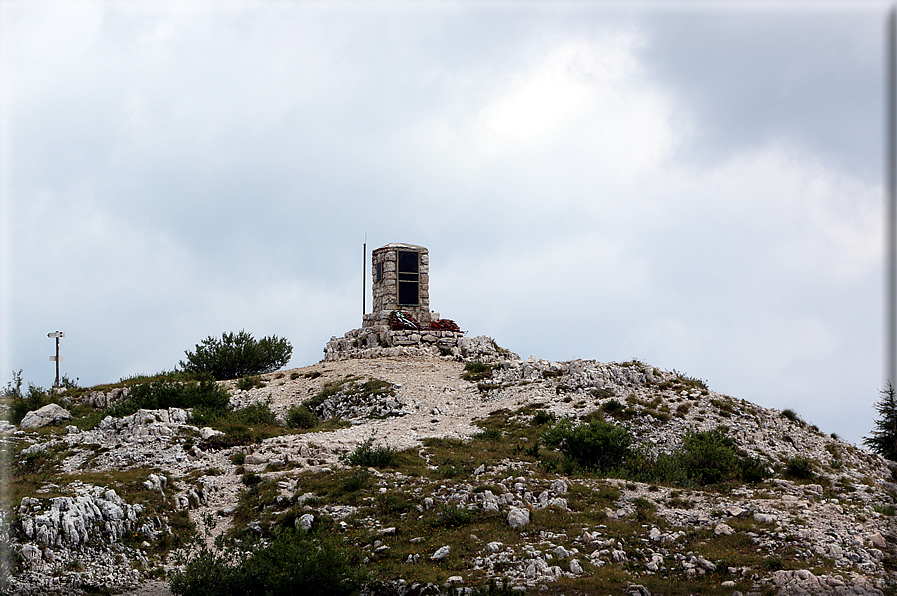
[0,2,886,445]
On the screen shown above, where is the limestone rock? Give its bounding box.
[200,427,224,440]
[297,513,314,531]
[507,506,530,529]
[714,523,735,536]
[20,403,72,429]
[753,512,777,524]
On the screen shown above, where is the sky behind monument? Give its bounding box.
[0,1,888,445]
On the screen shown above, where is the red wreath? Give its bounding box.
[428,319,461,332]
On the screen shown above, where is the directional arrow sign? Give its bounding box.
[48,332,64,338]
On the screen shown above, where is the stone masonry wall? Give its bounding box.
[365,243,432,328]
[324,326,518,363]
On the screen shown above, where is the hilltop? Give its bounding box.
[3,335,896,595]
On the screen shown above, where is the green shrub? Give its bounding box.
[341,438,397,468]
[542,418,632,473]
[475,427,503,442]
[168,527,366,596]
[192,401,282,448]
[241,472,262,486]
[590,387,616,399]
[286,405,318,429]
[762,556,784,571]
[305,377,393,413]
[125,376,230,413]
[180,330,293,381]
[228,400,278,426]
[678,427,737,485]
[738,455,773,484]
[531,410,556,426]
[5,371,56,425]
[427,503,476,529]
[601,399,624,414]
[437,462,463,479]
[340,470,372,493]
[623,448,689,486]
[785,457,816,480]
[781,408,804,425]
[232,452,246,465]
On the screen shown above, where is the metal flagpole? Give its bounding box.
[363,235,367,318]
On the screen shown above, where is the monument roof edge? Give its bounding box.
[374,242,428,251]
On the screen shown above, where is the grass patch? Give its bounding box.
[462,361,494,383]
[341,438,399,468]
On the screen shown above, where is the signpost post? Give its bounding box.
[48,331,64,388]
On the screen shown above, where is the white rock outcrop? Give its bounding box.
[19,404,72,429]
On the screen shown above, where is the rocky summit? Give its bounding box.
[3,335,896,595]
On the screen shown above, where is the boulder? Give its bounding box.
[714,523,735,536]
[507,507,530,529]
[20,404,72,429]
[551,479,568,494]
[200,427,224,440]
[431,545,451,561]
[297,513,314,531]
[753,512,777,524]
[865,532,886,548]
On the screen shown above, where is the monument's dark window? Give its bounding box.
[397,251,419,306]
[376,262,383,283]
[398,251,419,275]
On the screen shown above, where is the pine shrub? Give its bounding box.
[180,330,292,381]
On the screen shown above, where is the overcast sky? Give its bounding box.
[0,1,889,446]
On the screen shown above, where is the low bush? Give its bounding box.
[531,410,556,426]
[226,400,278,426]
[241,472,262,486]
[781,408,805,426]
[475,427,503,442]
[305,377,393,412]
[542,418,632,473]
[341,438,397,468]
[168,527,367,596]
[462,361,493,382]
[286,405,318,429]
[738,455,773,484]
[193,401,283,448]
[678,427,738,485]
[785,457,816,480]
[601,399,624,414]
[590,387,616,400]
[5,371,57,425]
[340,470,372,493]
[426,503,476,529]
[122,376,230,415]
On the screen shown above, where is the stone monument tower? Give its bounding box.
[326,241,515,361]
[363,242,437,328]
